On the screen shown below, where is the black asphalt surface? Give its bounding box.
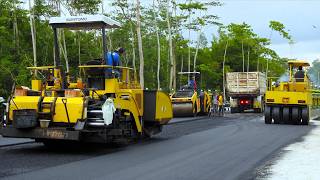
[0,113,314,180]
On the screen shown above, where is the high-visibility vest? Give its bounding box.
[218,95,223,106]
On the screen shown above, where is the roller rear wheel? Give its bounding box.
[301,107,309,125]
[283,107,290,124]
[264,106,272,124]
[291,107,301,125]
[272,107,282,124]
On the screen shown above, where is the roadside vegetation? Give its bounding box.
[0,0,290,97]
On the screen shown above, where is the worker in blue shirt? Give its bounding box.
[105,47,125,78]
[188,79,194,88]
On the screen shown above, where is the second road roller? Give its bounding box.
[171,72,211,117]
[265,60,320,125]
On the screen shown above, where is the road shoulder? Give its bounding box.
[259,120,320,180]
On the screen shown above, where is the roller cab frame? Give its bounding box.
[264,60,320,125]
[0,15,173,145]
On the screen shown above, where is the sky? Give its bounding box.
[208,0,320,63]
[119,0,320,63]
[23,0,320,63]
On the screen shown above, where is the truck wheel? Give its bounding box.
[254,108,261,113]
[230,107,237,113]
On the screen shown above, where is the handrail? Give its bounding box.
[78,65,133,70]
[27,66,55,70]
[27,65,134,70]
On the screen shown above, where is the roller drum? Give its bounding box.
[173,103,194,117]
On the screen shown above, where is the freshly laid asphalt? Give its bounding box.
[0,136,33,147]
[0,113,314,180]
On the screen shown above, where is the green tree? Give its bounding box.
[178,0,221,76]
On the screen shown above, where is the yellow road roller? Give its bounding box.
[0,15,173,145]
[265,60,320,125]
[171,72,211,117]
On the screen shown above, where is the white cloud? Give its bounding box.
[270,40,320,62]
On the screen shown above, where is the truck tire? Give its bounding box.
[254,108,261,113]
[231,107,238,113]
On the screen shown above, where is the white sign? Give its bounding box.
[49,15,121,28]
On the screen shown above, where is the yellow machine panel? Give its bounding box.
[8,96,40,121]
[52,97,84,123]
[105,79,119,94]
[155,91,173,124]
[8,96,85,124]
[266,91,311,106]
[32,80,42,91]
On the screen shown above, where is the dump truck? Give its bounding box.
[0,15,173,145]
[171,72,211,117]
[226,72,266,113]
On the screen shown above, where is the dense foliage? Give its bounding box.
[0,0,287,97]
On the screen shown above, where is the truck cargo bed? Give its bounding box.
[226,72,266,96]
